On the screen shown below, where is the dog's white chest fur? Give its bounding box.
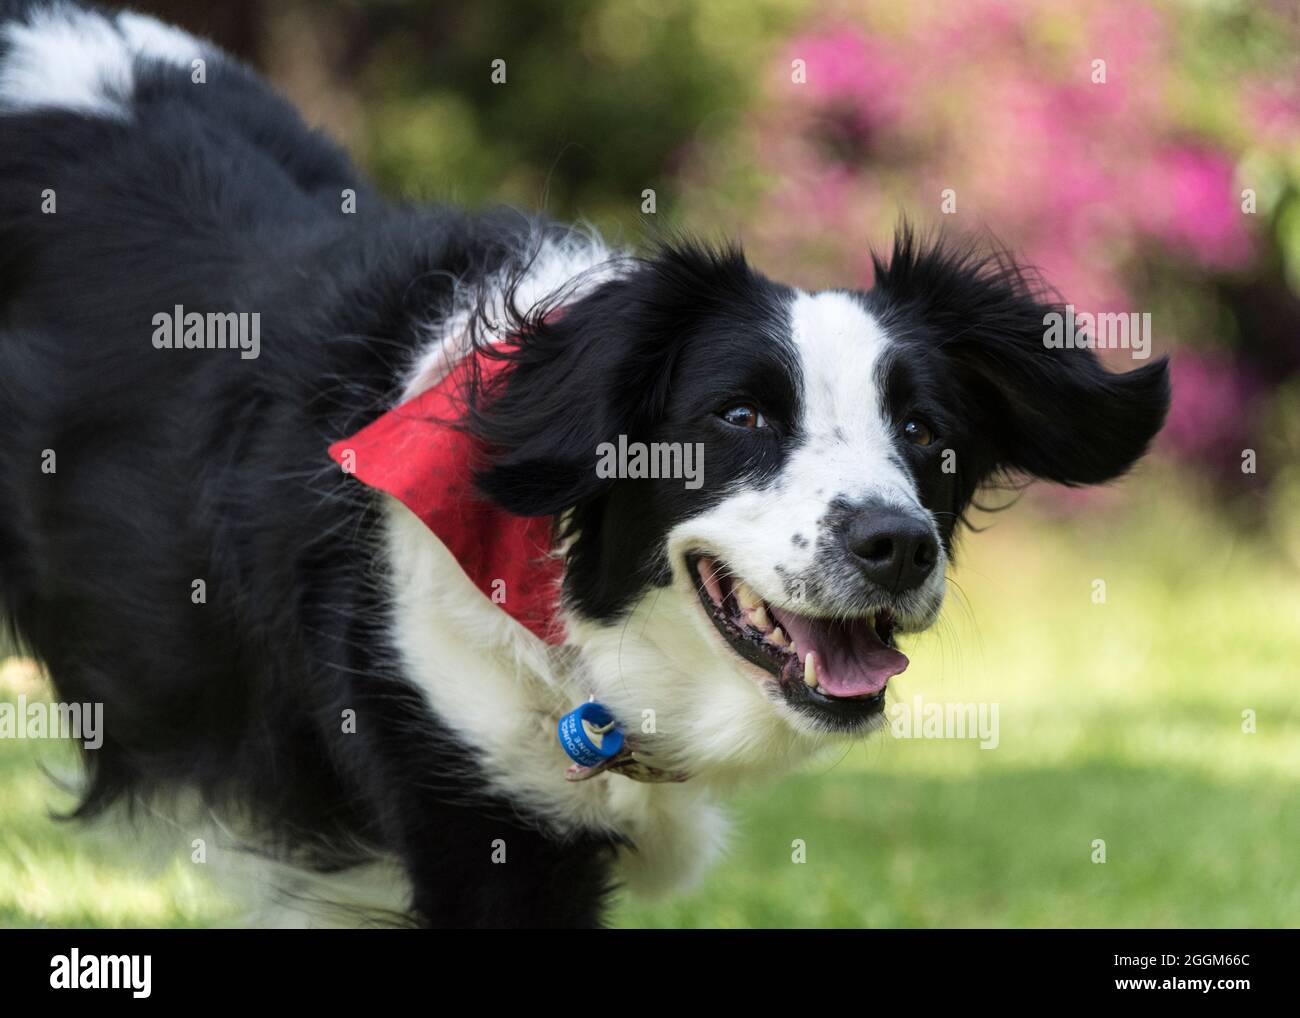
[383,497,729,897]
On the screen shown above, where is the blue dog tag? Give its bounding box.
[557,702,625,767]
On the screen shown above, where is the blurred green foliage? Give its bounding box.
[343,0,804,229]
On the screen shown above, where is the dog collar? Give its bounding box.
[558,701,688,784]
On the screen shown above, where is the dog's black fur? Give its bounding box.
[0,1,1169,927]
[0,6,626,927]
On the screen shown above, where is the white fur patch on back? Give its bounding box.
[115,10,206,67]
[0,2,206,117]
[401,226,629,401]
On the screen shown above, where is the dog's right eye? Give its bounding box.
[719,404,768,429]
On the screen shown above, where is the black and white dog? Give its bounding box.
[0,1,1169,927]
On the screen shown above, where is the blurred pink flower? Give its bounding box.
[1162,351,1263,468]
[788,27,914,135]
[687,0,1293,481]
[1135,146,1252,270]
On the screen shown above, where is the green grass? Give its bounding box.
[0,736,232,928]
[3,471,1298,927]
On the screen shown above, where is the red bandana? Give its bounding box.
[327,353,565,644]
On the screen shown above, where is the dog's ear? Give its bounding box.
[468,241,764,516]
[467,287,638,517]
[873,229,1171,486]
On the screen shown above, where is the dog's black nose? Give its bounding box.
[845,504,939,593]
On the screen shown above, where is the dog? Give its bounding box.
[0,0,1170,927]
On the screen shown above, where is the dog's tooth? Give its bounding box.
[769,626,790,647]
[750,604,771,630]
[734,582,761,611]
[803,652,818,689]
[699,558,724,606]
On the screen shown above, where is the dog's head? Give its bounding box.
[468,230,1170,778]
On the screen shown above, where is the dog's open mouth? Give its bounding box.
[688,554,908,722]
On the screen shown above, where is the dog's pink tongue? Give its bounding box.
[770,609,908,696]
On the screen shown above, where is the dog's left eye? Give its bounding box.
[719,404,768,429]
[901,419,934,446]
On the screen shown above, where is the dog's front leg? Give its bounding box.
[341,679,619,928]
